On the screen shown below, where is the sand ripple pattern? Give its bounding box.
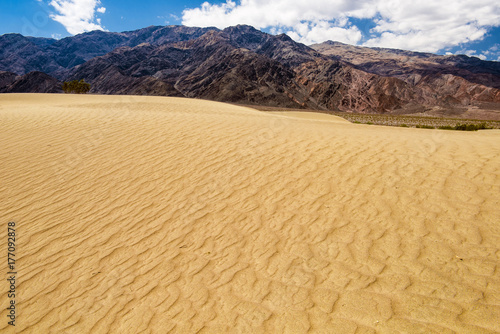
[1,94,499,333]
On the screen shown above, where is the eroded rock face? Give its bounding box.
[310,41,500,108]
[0,71,17,88]
[0,71,62,93]
[1,25,499,114]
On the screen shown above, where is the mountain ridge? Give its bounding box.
[1,25,499,116]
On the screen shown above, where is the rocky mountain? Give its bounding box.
[0,71,62,93]
[0,34,63,76]
[311,41,500,89]
[0,71,17,88]
[1,25,499,115]
[67,29,307,107]
[0,26,216,78]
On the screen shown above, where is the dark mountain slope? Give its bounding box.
[68,33,305,107]
[0,71,17,88]
[0,71,62,93]
[0,34,62,75]
[1,25,499,114]
[0,26,217,78]
[311,41,500,88]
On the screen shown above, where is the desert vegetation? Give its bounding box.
[62,79,91,94]
[447,123,489,131]
[243,104,500,130]
[329,113,499,130]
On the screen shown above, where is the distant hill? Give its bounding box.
[1,25,499,115]
[0,71,62,93]
[311,41,500,89]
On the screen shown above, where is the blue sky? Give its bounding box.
[1,0,499,61]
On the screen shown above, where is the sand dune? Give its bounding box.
[1,93,499,333]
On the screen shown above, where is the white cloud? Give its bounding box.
[460,50,487,60]
[465,44,500,61]
[49,0,107,35]
[286,21,362,45]
[182,0,500,53]
[182,0,368,45]
[363,0,498,52]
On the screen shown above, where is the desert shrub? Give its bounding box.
[62,79,91,94]
[416,124,434,129]
[454,123,469,131]
[400,124,408,127]
[438,123,490,131]
[477,122,488,130]
[453,123,489,131]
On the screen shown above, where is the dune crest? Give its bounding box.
[1,94,499,333]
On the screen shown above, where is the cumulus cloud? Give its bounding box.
[182,0,500,53]
[363,0,499,52]
[182,0,368,45]
[49,0,107,35]
[286,21,363,45]
[466,44,500,61]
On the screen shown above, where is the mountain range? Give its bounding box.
[1,25,499,116]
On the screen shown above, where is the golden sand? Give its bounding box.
[1,94,499,333]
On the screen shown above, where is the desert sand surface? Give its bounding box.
[274,111,352,123]
[1,93,500,333]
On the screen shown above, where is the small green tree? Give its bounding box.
[62,79,91,94]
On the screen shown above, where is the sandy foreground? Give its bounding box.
[0,93,499,333]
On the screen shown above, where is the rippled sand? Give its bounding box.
[1,94,499,333]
